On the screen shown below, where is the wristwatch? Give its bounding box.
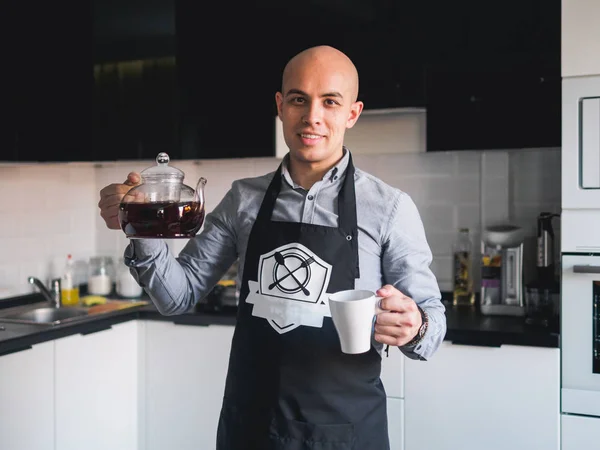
[404,306,429,347]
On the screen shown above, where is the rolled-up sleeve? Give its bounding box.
[381,192,446,360]
[125,188,239,316]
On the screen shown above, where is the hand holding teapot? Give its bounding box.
[98,153,207,239]
[98,172,142,230]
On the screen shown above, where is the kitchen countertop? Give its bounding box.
[0,292,559,357]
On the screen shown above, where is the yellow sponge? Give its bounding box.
[81,295,108,306]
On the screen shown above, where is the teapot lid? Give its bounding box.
[141,153,184,180]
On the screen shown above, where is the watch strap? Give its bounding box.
[404,306,429,347]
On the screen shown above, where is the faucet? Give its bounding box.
[28,277,61,308]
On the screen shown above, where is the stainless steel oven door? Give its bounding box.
[561,254,600,417]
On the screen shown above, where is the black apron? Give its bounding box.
[216,155,389,450]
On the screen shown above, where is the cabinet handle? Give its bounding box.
[450,339,501,348]
[573,265,600,274]
[80,324,113,336]
[0,345,32,357]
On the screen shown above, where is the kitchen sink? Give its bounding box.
[0,306,89,325]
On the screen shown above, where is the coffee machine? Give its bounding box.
[480,224,526,316]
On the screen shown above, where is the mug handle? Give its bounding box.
[375,296,387,315]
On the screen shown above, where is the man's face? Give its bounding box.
[275,61,363,168]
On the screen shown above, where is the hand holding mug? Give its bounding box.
[373,284,422,347]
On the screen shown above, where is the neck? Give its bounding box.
[288,152,344,190]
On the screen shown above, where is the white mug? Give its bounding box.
[328,289,385,354]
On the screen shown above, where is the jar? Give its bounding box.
[87,256,114,296]
[116,258,143,298]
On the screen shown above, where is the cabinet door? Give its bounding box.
[380,346,405,398]
[176,3,280,160]
[404,342,560,450]
[0,342,55,450]
[426,67,560,151]
[55,321,140,450]
[561,415,600,450]
[93,58,180,162]
[144,321,235,450]
[12,0,91,162]
[562,0,600,77]
[387,397,405,450]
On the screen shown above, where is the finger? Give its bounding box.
[124,172,141,186]
[374,324,412,339]
[100,211,121,230]
[377,284,410,299]
[376,311,417,327]
[374,332,410,347]
[99,183,135,199]
[379,296,415,313]
[98,193,127,210]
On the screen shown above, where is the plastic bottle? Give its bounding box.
[61,254,80,306]
[452,228,475,306]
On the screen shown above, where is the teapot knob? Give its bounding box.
[156,152,170,165]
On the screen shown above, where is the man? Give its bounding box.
[99,45,446,449]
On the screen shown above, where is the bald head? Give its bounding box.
[282,45,360,102]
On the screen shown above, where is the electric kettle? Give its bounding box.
[118,152,207,239]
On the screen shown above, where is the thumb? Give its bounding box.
[124,172,141,186]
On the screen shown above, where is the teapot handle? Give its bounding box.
[193,177,207,205]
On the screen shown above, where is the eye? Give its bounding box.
[325,98,340,106]
[290,96,305,104]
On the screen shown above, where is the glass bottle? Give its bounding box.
[452,228,475,306]
[88,256,115,296]
[61,254,80,306]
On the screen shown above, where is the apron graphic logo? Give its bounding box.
[246,243,332,334]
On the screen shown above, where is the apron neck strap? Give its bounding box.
[337,152,357,231]
[256,153,358,231]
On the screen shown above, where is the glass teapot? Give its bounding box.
[118,152,207,239]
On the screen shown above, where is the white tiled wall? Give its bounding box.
[0,163,97,297]
[0,144,561,298]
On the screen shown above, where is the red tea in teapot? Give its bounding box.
[119,201,205,239]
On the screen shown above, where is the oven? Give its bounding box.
[561,73,600,447]
[561,253,600,418]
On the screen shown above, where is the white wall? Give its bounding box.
[0,132,561,297]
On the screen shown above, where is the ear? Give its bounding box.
[275,92,284,119]
[346,101,364,129]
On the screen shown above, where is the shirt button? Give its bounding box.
[307,195,314,201]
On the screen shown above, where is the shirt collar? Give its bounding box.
[281,147,350,189]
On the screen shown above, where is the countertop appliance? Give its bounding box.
[480,224,526,316]
[561,73,600,447]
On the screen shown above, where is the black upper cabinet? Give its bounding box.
[93,0,175,64]
[92,0,179,161]
[4,0,561,163]
[176,3,279,159]
[424,0,561,151]
[93,57,180,161]
[5,0,92,162]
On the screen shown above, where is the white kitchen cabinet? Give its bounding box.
[54,320,141,450]
[561,414,600,450]
[0,341,55,450]
[387,397,405,450]
[404,342,560,450]
[380,346,405,399]
[562,0,600,77]
[144,321,235,450]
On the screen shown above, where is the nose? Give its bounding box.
[302,102,323,126]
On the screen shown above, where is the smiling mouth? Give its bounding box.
[299,133,323,139]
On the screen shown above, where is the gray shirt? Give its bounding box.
[125,150,446,360]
